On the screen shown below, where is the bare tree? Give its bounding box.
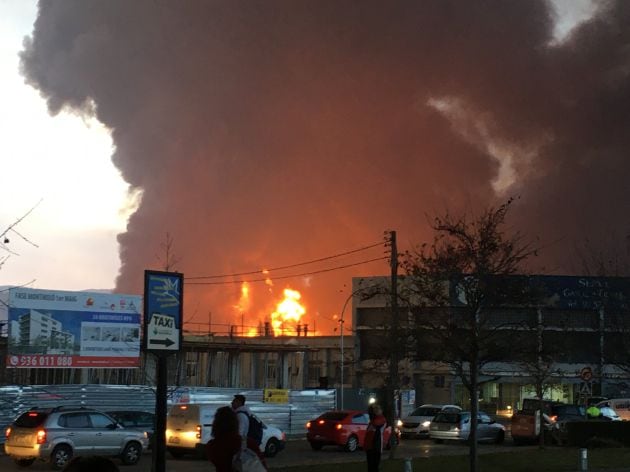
[401,198,539,472]
[0,200,41,271]
[574,231,630,277]
[575,235,630,396]
[155,232,181,272]
[513,307,567,448]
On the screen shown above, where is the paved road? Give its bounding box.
[2,438,528,471]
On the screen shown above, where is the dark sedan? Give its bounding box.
[106,410,155,448]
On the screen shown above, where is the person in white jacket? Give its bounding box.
[231,394,251,449]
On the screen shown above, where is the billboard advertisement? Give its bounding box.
[6,288,142,369]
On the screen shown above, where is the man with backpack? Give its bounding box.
[231,394,266,468]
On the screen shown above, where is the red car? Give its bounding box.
[306,410,397,452]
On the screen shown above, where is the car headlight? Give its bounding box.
[422,421,431,427]
[396,420,403,427]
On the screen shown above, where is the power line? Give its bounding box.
[186,240,385,280]
[186,256,388,286]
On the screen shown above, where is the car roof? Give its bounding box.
[419,404,461,409]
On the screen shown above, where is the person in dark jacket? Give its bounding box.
[206,406,267,472]
[206,406,242,472]
[364,404,387,472]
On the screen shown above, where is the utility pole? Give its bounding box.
[388,230,399,457]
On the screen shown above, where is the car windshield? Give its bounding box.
[15,411,49,427]
[552,405,585,416]
[410,407,441,417]
[320,412,348,421]
[433,412,467,423]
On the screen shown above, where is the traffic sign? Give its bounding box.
[579,381,592,397]
[580,366,593,382]
[147,313,179,351]
[144,271,183,355]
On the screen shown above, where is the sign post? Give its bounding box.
[144,270,183,472]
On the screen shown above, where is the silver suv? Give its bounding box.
[4,406,149,469]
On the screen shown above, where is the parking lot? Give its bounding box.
[2,437,527,471]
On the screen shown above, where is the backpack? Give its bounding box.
[238,411,264,446]
[232,447,266,472]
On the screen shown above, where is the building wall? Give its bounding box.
[352,275,630,411]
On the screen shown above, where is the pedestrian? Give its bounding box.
[364,403,387,472]
[205,406,242,472]
[231,394,267,466]
[232,394,251,449]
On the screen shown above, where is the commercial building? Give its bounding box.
[353,275,630,413]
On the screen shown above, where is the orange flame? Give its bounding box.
[234,282,251,313]
[262,269,273,290]
[245,327,259,337]
[271,288,306,336]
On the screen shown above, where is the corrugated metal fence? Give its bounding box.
[0,385,336,444]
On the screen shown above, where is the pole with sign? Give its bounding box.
[144,270,183,472]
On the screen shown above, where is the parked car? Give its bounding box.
[400,404,462,439]
[105,410,155,447]
[306,410,398,452]
[597,399,630,420]
[4,406,149,470]
[549,404,585,422]
[165,403,285,458]
[597,406,622,421]
[429,411,505,444]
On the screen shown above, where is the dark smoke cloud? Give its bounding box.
[20,0,630,333]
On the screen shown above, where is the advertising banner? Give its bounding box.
[6,288,142,369]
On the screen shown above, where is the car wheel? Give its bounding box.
[345,435,359,452]
[167,448,186,459]
[495,430,505,445]
[50,444,73,470]
[309,441,323,451]
[121,441,143,465]
[265,438,280,457]
[14,458,35,467]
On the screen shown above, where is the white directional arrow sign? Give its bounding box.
[147,313,180,351]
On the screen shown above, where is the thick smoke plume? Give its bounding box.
[20,1,630,334]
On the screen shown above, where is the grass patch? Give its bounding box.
[273,448,630,472]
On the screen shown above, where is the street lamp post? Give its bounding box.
[339,287,365,410]
[339,294,353,411]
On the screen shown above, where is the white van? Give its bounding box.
[166,403,286,458]
[596,399,630,421]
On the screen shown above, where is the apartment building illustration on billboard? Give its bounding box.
[16,309,75,354]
